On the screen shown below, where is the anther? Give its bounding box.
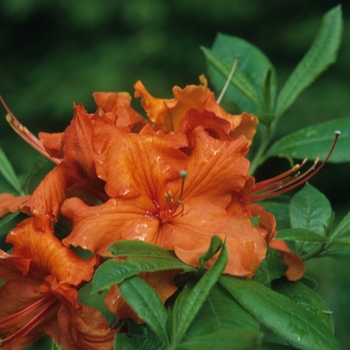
[252,131,340,201]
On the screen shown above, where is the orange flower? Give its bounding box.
[0,217,114,349]
[228,176,305,281]
[62,125,267,277]
[134,80,258,145]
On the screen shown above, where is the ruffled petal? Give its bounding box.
[62,197,160,254]
[0,193,31,218]
[6,217,97,285]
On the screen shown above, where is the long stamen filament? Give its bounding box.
[0,96,61,164]
[252,131,341,201]
[0,296,58,349]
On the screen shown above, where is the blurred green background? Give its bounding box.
[0,0,349,348]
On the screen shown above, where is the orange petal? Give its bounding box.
[39,132,64,159]
[62,197,160,254]
[160,201,267,276]
[26,163,73,221]
[178,127,250,207]
[134,81,210,132]
[6,217,97,285]
[229,112,259,146]
[93,92,145,129]
[0,193,31,218]
[94,127,188,199]
[61,103,103,186]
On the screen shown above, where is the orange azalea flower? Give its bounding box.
[134,80,258,145]
[0,193,31,219]
[62,124,267,277]
[0,217,114,349]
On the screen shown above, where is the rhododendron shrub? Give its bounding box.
[1,6,349,350]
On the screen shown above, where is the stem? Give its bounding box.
[249,127,272,175]
[300,243,325,261]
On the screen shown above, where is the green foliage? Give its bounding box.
[220,276,340,350]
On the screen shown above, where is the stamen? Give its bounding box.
[0,296,58,349]
[0,96,61,164]
[252,131,341,201]
[216,56,239,104]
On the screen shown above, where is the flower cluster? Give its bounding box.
[0,81,304,349]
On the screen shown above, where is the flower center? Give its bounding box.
[252,131,340,200]
[155,170,187,224]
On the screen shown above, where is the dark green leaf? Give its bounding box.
[203,34,276,114]
[199,235,223,271]
[260,201,290,230]
[275,6,343,117]
[51,341,65,350]
[172,242,228,345]
[185,283,258,337]
[255,343,296,350]
[92,257,194,293]
[114,322,164,350]
[272,278,334,332]
[0,148,23,194]
[0,211,20,232]
[322,243,350,262]
[108,239,177,259]
[289,184,331,256]
[329,212,350,244]
[177,329,261,350]
[220,276,340,350]
[118,276,169,346]
[275,228,326,242]
[266,118,350,163]
[252,246,287,284]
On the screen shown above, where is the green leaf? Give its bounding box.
[255,344,296,350]
[275,6,343,117]
[260,201,290,230]
[220,276,340,350]
[322,243,350,262]
[252,246,287,284]
[198,235,223,273]
[289,184,331,256]
[272,278,334,332]
[92,257,195,293]
[118,275,169,346]
[177,329,261,350]
[185,283,258,337]
[0,211,20,232]
[51,341,65,350]
[329,212,350,243]
[202,34,276,114]
[275,228,327,242]
[266,118,350,162]
[171,241,228,346]
[202,47,263,111]
[114,321,164,350]
[0,148,23,194]
[108,239,177,259]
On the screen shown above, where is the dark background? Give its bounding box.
[0,0,349,348]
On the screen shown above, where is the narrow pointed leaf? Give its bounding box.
[329,212,350,243]
[220,276,340,350]
[275,228,327,242]
[0,148,23,194]
[275,6,343,117]
[172,242,228,344]
[322,243,350,262]
[92,257,195,293]
[266,118,350,162]
[118,275,169,346]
